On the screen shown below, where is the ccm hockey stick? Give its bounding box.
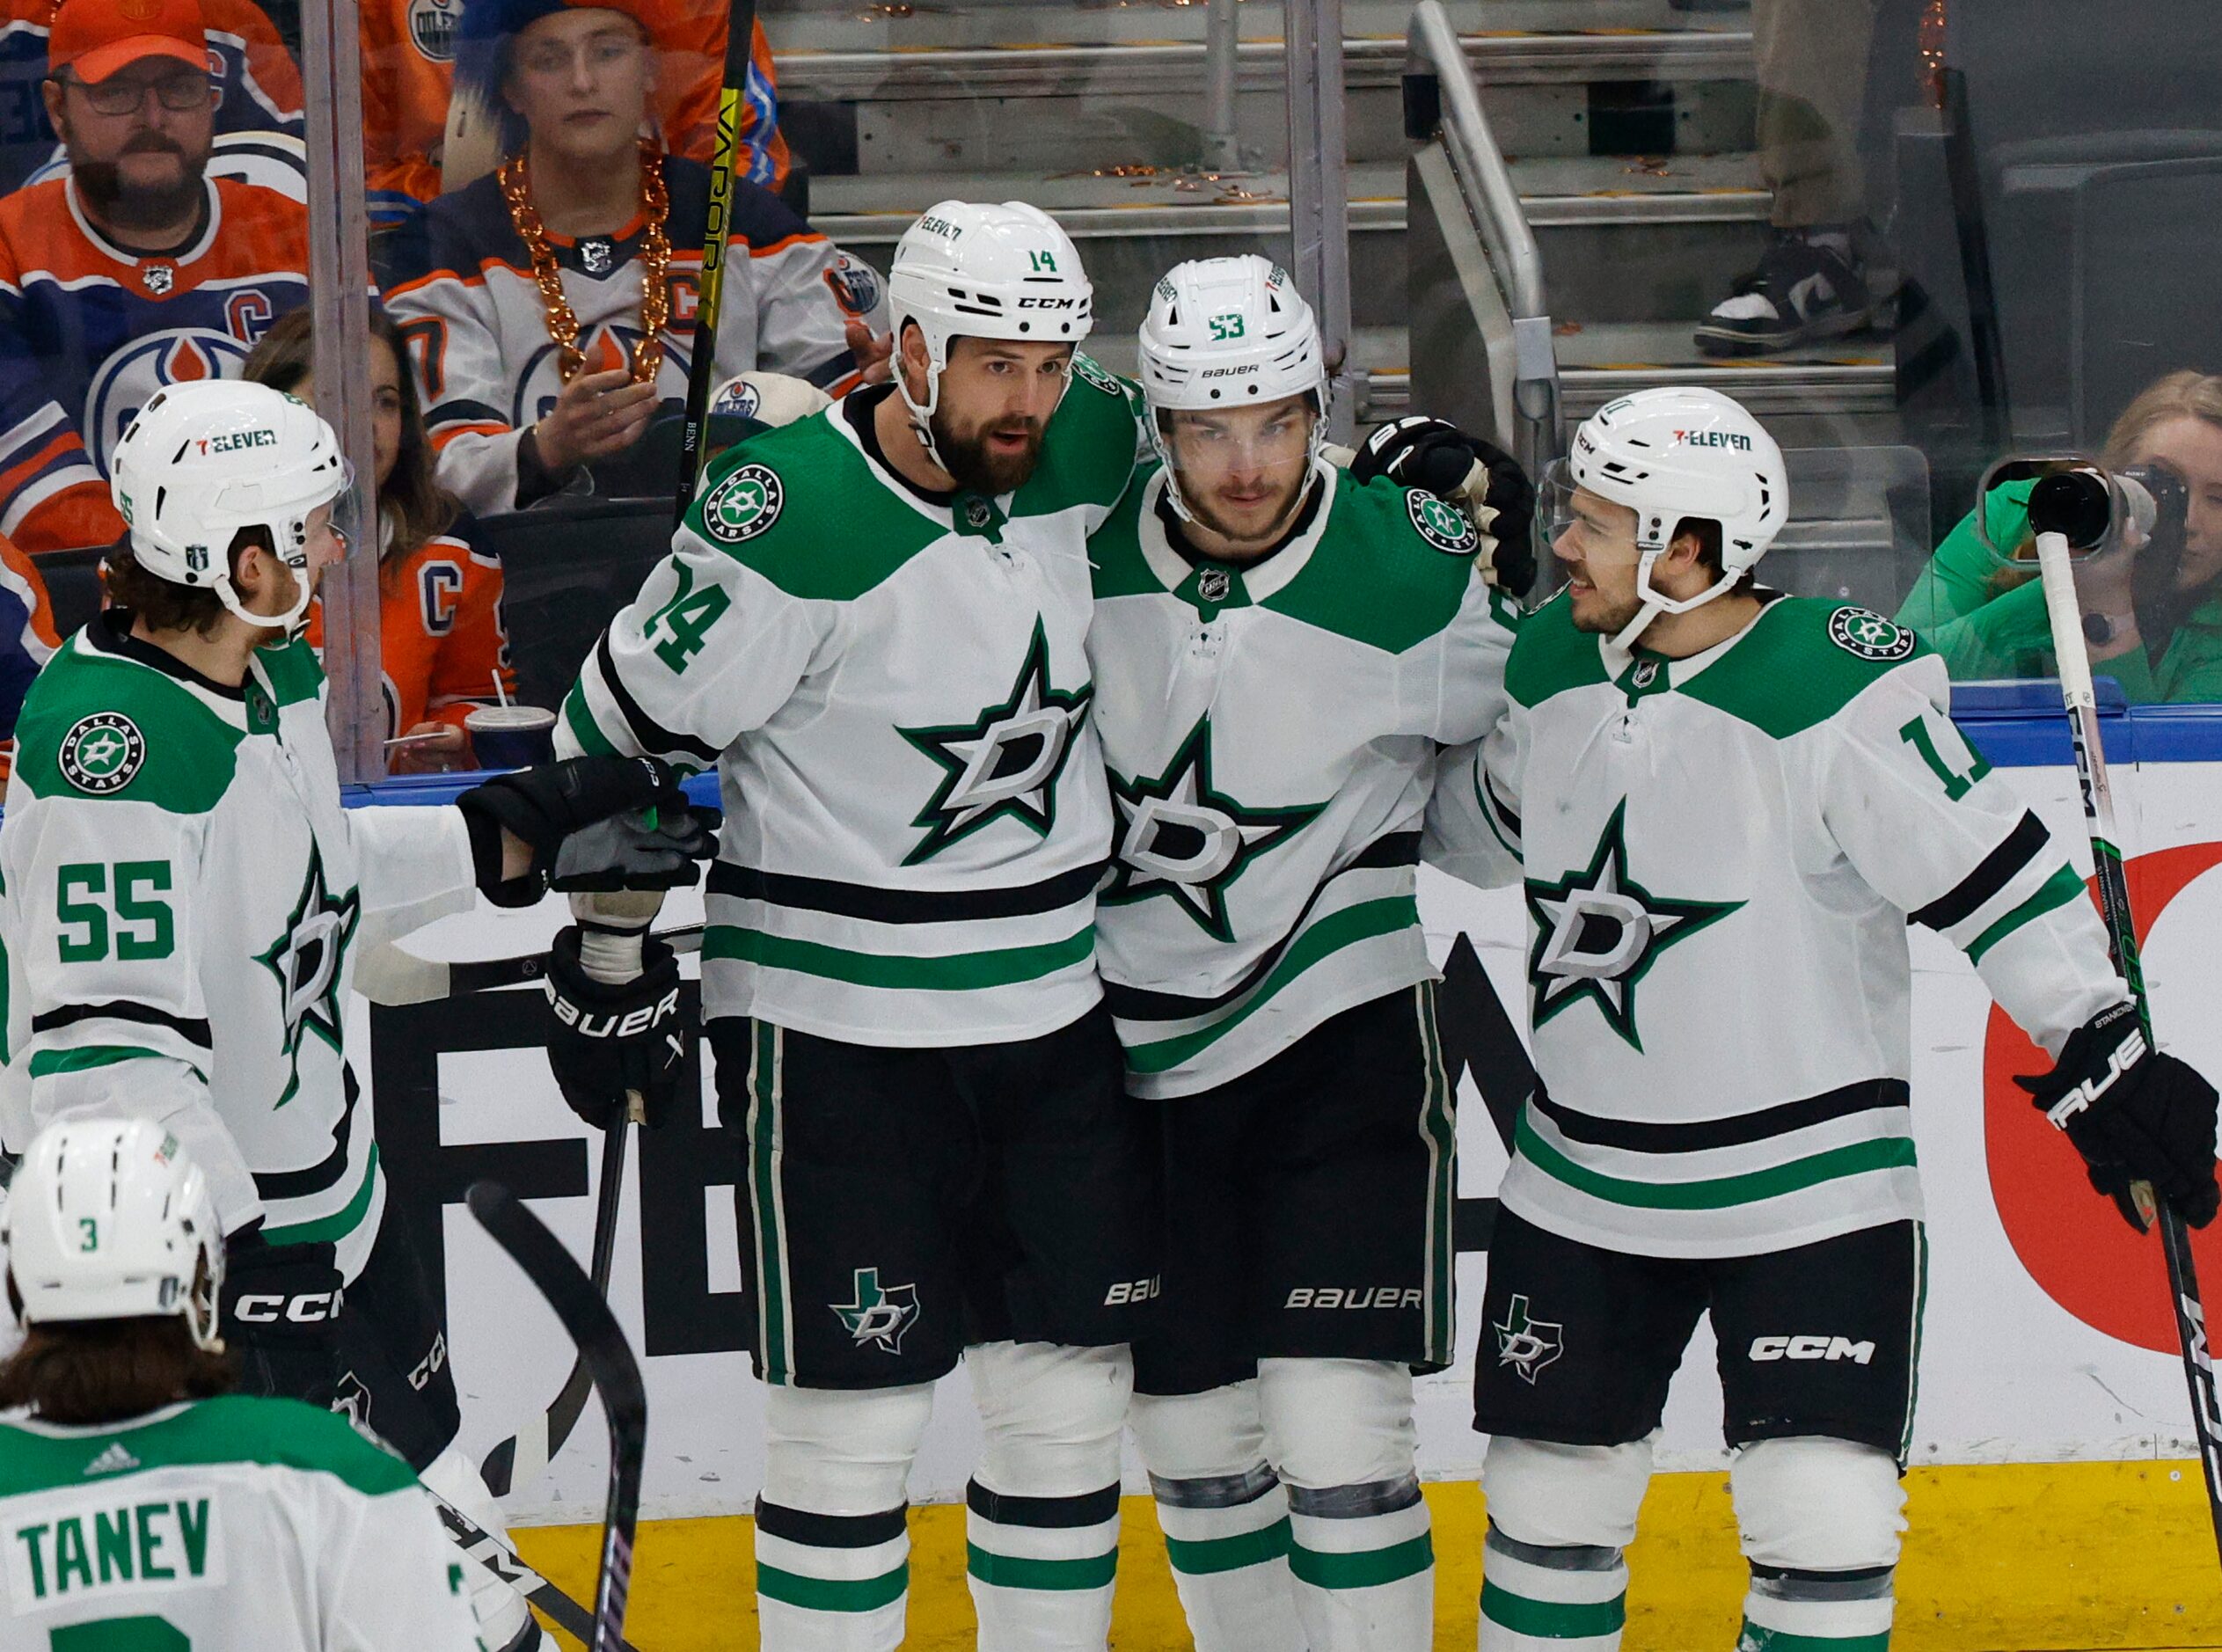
[471,1180,650,1652]
[670,0,762,523]
[428,1485,641,1652]
[355,925,705,1007]
[2029,498,2222,1565]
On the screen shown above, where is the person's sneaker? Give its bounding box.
[1693,230,1875,356]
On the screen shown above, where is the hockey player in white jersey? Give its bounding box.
[1426,385,2222,1651]
[1088,255,1527,1652]
[556,201,1158,1650]
[0,379,713,1651]
[0,1116,484,1650]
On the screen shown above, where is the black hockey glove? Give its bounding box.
[544,926,691,1131]
[456,754,704,907]
[220,1228,345,1407]
[2019,1000,2221,1230]
[1351,416,1538,592]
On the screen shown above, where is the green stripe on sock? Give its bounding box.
[1516,1108,1916,1210]
[966,1543,1119,1591]
[1164,1519,1291,1576]
[1480,1580,1627,1638]
[1288,1531,1434,1590]
[705,923,1094,990]
[755,1560,907,1612]
[1737,1620,1891,1651]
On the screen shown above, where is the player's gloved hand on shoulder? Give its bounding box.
[544,925,691,1131]
[457,755,715,907]
[1349,415,1539,592]
[220,1227,345,1407]
[2020,1000,2221,1229]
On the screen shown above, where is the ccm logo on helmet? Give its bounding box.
[1748,1334,1875,1364]
[195,428,278,456]
[232,1290,343,1325]
[1017,296,1082,310]
[546,983,683,1040]
[1671,429,1752,451]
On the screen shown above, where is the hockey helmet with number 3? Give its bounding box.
[888,200,1093,471]
[4,1117,225,1351]
[1137,255,1327,522]
[1547,385,1787,647]
[109,379,355,633]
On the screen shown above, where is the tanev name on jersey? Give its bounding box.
[9,1495,219,1605]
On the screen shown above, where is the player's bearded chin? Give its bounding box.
[73,133,206,233]
[931,407,1045,497]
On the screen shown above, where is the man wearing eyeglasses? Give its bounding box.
[0,0,309,557]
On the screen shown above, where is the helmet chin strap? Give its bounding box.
[895,347,952,478]
[1607,547,1747,652]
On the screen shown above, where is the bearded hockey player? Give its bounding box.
[1084,255,1525,1652]
[1425,385,2221,1651]
[557,201,1157,1651]
[0,380,712,1651]
[0,1117,483,1649]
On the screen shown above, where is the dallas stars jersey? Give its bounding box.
[384,156,885,518]
[1426,593,2126,1258]
[559,369,1143,1046]
[1087,461,1518,1097]
[0,1396,481,1649]
[0,613,479,1276]
[0,174,308,555]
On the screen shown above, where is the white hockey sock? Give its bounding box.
[1479,1524,1628,1651]
[1739,1565,1895,1649]
[755,1500,910,1652]
[965,1479,1122,1650]
[1283,1473,1434,1651]
[1149,1464,1302,1652]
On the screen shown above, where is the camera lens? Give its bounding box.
[2027,471,2116,550]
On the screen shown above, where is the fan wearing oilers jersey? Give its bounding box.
[1085,255,1526,1652]
[557,200,1159,1651]
[0,381,714,1652]
[1423,385,2222,1652]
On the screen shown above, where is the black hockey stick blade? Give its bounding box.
[469,1181,648,1652]
[481,1119,632,1497]
[670,0,762,523]
[432,1489,641,1652]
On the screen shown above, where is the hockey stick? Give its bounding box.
[481,1104,640,1498]
[355,925,705,1008]
[428,1484,641,1652]
[471,1179,650,1652]
[669,0,762,524]
[2031,516,2222,1566]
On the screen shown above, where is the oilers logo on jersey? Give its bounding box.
[512,323,688,428]
[84,331,260,475]
[1105,716,1324,945]
[407,0,461,62]
[898,620,1093,866]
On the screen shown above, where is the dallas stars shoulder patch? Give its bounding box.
[699,463,785,547]
[58,712,147,794]
[1827,606,1916,662]
[1070,352,1124,398]
[1407,488,1480,555]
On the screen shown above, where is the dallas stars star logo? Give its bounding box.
[1493,1294,1563,1385]
[1524,800,1741,1051]
[830,1268,920,1356]
[254,845,361,1107]
[1104,717,1324,943]
[897,619,1092,864]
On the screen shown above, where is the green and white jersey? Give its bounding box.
[0,616,479,1276]
[1428,593,2125,1258]
[1088,461,1519,1097]
[0,1395,483,1650]
[560,369,1144,1047]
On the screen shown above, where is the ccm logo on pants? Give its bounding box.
[1748,1334,1875,1364]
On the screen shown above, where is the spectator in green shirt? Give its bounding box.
[1898,370,2222,702]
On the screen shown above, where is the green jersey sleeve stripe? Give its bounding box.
[1964,864,2087,965]
[561,682,618,757]
[28,1044,204,1082]
[1515,1108,1917,1210]
[704,924,1094,991]
[259,1144,379,1246]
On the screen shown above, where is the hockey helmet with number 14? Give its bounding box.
[1543,385,1787,647]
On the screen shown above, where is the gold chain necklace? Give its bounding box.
[499,136,672,385]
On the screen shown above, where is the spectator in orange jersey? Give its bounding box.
[248,307,517,774]
[0,0,306,555]
[383,0,886,515]
[361,0,786,226]
[0,525,57,780]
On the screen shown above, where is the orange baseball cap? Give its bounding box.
[48,0,209,86]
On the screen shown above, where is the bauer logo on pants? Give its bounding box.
[1494,1293,1563,1383]
[58,713,147,794]
[832,1268,920,1356]
[700,464,785,546]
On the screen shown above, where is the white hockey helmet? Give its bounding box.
[4,1118,224,1351]
[888,200,1093,470]
[109,379,354,633]
[1137,255,1327,522]
[1548,384,1787,647]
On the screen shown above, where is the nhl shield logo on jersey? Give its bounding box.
[58,713,147,794]
[831,1268,920,1356]
[1407,489,1480,555]
[139,261,176,296]
[578,238,616,277]
[1828,606,1917,662]
[699,464,785,546]
[1493,1294,1563,1384]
